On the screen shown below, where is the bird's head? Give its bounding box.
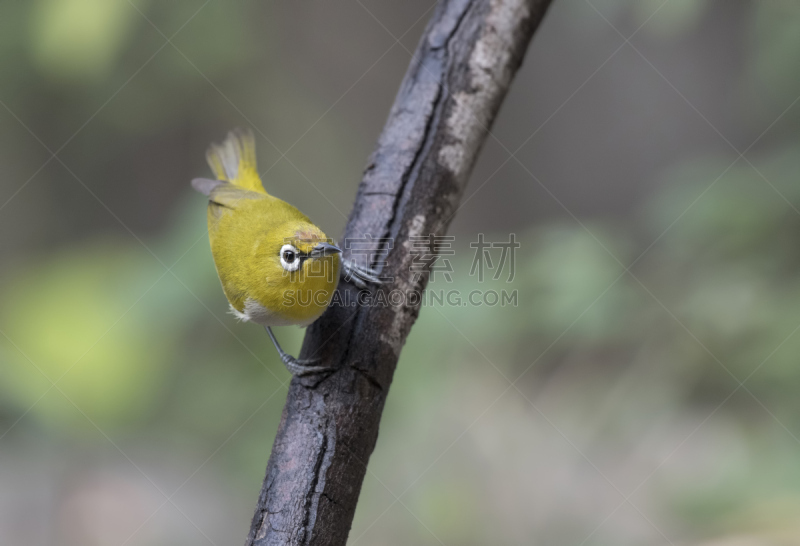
[261,221,342,290]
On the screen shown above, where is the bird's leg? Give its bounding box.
[265,327,334,376]
[341,259,382,289]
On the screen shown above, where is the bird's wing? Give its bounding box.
[193,177,266,210]
[191,177,225,196]
[206,181,266,209]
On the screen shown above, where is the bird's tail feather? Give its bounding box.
[205,129,265,194]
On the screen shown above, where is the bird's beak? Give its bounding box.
[309,242,342,259]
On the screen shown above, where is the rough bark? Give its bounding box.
[245,1,553,544]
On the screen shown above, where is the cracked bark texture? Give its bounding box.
[245,0,553,544]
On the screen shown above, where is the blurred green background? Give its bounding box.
[2,0,800,544]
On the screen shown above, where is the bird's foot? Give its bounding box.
[266,326,334,376]
[279,354,335,377]
[341,259,382,289]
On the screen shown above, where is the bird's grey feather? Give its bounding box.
[208,184,266,209]
[191,177,225,196]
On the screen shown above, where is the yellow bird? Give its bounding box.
[192,130,379,375]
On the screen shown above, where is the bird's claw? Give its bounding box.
[266,326,334,376]
[280,354,334,377]
[342,259,382,289]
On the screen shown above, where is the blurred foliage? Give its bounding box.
[0,242,168,428]
[31,0,143,82]
[749,0,800,113]
[2,0,800,545]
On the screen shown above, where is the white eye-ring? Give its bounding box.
[280,244,301,272]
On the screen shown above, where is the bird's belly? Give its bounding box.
[230,297,324,328]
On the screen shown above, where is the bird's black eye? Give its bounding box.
[279,243,302,272]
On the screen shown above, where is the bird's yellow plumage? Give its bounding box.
[197,130,340,327]
[193,130,379,375]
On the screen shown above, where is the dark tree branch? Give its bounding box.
[245,1,553,544]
